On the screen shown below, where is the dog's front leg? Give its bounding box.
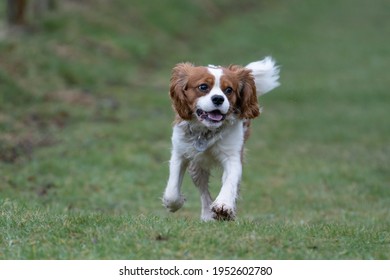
[162,150,188,212]
[211,155,242,220]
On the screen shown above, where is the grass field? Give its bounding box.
[0,0,389,259]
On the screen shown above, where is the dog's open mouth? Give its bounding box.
[196,109,226,123]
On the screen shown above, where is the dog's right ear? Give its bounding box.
[169,63,194,120]
[229,65,260,119]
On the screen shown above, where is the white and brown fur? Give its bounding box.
[163,57,280,221]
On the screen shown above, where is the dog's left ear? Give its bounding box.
[229,65,260,119]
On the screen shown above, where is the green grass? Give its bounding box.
[1,0,389,259]
[1,200,388,259]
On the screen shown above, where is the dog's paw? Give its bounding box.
[201,211,215,222]
[211,202,236,221]
[162,194,186,212]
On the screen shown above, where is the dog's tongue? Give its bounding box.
[207,111,224,121]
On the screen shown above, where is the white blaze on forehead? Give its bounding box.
[207,67,223,89]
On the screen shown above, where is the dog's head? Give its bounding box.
[170,63,259,129]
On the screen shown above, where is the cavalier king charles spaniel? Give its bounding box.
[163,57,280,221]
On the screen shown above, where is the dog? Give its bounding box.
[162,57,280,221]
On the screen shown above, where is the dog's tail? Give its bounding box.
[245,56,280,95]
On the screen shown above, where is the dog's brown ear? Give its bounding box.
[229,65,260,119]
[170,63,194,120]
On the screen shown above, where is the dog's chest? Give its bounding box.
[173,120,245,167]
[182,131,223,164]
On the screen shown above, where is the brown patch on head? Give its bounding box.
[219,69,240,114]
[170,63,215,120]
[227,65,260,119]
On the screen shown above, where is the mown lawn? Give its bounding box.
[0,0,389,259]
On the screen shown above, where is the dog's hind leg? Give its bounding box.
[189,163,214,221]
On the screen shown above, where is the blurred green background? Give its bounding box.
[0,0,389,259]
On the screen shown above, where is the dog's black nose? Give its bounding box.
[211,95,224,106]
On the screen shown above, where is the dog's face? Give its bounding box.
[170,63,259,128]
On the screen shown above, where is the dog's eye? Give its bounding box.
[224,87,233,95]
[198,84,209,92]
